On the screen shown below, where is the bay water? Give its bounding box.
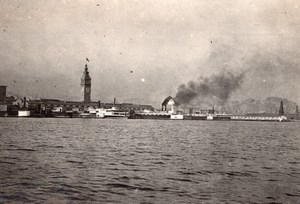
[0,118,299,203]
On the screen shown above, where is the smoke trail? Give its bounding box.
[174,70,245,105]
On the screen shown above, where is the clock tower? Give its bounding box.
[81,64,91,103]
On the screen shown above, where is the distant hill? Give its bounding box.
[220,97,298,115]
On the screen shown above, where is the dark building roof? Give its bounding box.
[162,96,174,106]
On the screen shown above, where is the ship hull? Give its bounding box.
[129,113,171,120]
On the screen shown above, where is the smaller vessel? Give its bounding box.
[18,97,30,117]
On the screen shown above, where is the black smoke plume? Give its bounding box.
[174,70,245,106]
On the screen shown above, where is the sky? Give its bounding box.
[0,0,299,107]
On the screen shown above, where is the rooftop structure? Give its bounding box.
[162,96,175,113]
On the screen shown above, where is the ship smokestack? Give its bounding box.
[278,101,284,116]
[98,100,101,108]
[23,97,26,108]
[189,107,193,115]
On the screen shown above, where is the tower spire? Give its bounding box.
[81,64,91,103]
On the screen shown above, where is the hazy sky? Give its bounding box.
[0,0,299,107]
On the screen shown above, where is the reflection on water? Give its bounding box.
[0,118,299,203]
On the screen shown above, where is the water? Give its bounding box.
[0,118,299,203]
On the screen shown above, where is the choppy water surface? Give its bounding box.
[0,118,299,203]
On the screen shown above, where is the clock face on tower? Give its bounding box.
[86,87,90,93]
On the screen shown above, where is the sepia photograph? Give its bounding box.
[0,0,299,203]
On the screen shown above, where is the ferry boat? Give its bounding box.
[96,107,128,118]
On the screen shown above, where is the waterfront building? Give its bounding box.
[27,64,154,117]
[0,85,18,115]
[28,99,154,117]
[0,86,7,115]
